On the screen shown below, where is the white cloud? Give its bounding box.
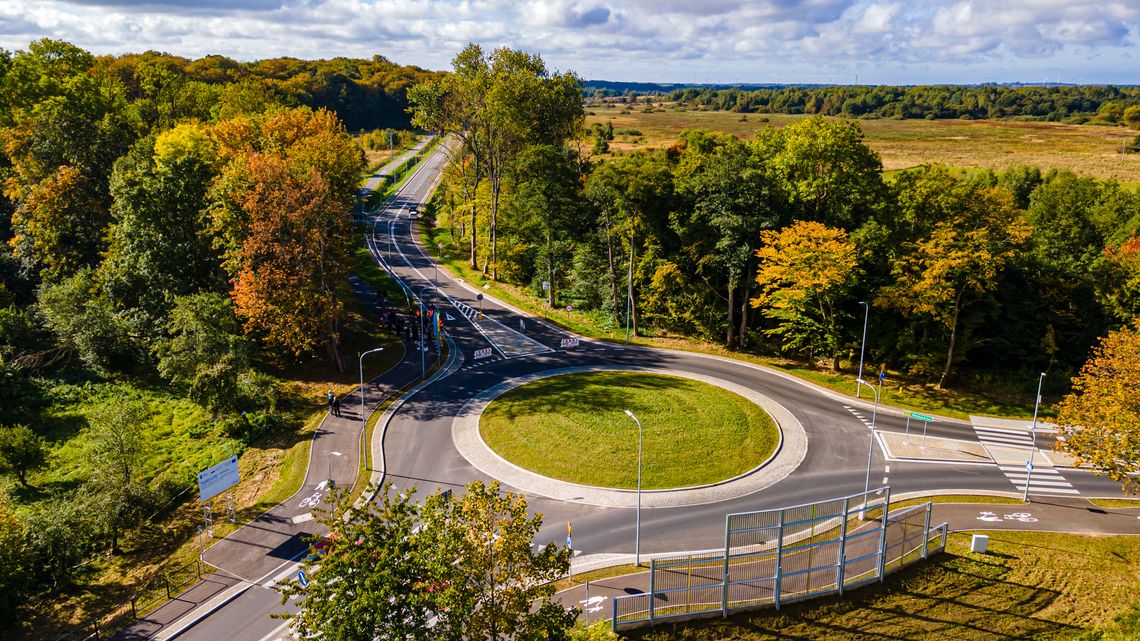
[0,0,1136,83]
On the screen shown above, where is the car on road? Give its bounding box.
[409,206,419,219]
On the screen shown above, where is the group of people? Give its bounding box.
[326,389,342,417]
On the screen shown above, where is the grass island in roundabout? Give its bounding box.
[478,371,779,490]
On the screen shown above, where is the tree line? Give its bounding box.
[663,84,1140,126]
[0,39,374,621]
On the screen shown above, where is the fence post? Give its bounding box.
[612,596,618,633]
[877,487,891,581]
[165,575,172,600]
[722,514,731,617]
[836,496,850,595]
[648,559,656,625]
[131,597,138,620]
[922,502,933,559]
[774,509,785,610]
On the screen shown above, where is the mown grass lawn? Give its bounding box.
[626,531,1140,640]
[479,371,778,490]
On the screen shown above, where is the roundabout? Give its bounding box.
[478,370,780,490]
[451,365,808,508]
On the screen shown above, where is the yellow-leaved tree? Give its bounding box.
[751,220,857,371]
[1056,322,1140,494]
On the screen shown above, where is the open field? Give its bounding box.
[479,371,778,490]
[625,531,1140,640]
[585,104,1140,185]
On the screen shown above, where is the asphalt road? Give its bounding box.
[165,140,1134,640]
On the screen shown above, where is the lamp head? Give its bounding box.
[623,409,634,418]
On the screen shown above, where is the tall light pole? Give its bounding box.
[856,378,881,518]
[1023,372,1046,502]
[359,348,384,430]
[327,451,343,487]
[623,409,644,566]
[857,302,869,398]
[416,287,433,379]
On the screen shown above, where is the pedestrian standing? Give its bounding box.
[326,389,334,411]
[332,397,341,417]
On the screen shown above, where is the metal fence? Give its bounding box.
[613,487,949,631]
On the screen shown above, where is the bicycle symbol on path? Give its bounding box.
[298,480,329,509]
[977,511,1038,523]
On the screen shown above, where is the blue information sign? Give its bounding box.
[197,456,240,502]
[298,569,309,588]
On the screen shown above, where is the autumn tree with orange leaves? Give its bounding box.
[1056,321,1140,494]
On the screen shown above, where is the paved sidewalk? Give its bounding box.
[114,278,423,639]
[111,571,243,641]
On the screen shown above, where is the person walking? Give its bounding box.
[326,389,334,412]
[332,397,341,417]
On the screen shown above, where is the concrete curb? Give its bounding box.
[451,365,808,508]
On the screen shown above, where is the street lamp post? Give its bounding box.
[435,242,443,285]
[359,348,384,430]
[1023,372,1046,502]
[416,287,433,379]
[623,409,644,566]
[857,302,869,398]
[856,378,881,517]
[327,451,343,487]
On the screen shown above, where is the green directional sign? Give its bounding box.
[907,411,934,422]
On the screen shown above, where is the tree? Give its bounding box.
[284,481,576,641]
[86,399,152,554]
[752,221,857,369]
[676,139,776,348]
[6,165,106,282]
[753,116,884,230]
[1056,321,1140,494]
[228,155,353,371]
[512,145,583,308]
[282,483,441,641]
[0,424,46,487]
[425,481,575,641]
[154,292,250,412]
[102,124,222,336]
[877,171,1031,388]
[36,268,136,374]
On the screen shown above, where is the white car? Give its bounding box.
[409,206,419,219]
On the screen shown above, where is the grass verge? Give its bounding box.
[625,531,1140,640]
[888,494,1026,510]
[480,371,778,489]
[1089,498,1140,509]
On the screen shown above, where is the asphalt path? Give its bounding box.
[164,140,1135,640]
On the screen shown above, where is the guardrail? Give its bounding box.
[612,487,949,632]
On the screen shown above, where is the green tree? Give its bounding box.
[86,399,152,554]
[877,175,1031,388]
[282,483,440,641]
[512,145,583,308]
[36,269,135,374]
[284,481,576,641]
[425,480,575,641]
[0,424,46,487]
[102,124,222,335]
[1056,321,1140,493]
[752,221,857,369]
[676,139,776,348]
[154,292,250,412]
[753,115,884,230]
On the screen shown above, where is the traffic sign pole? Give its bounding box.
[904,412,912,444]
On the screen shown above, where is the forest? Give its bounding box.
[413,46,1140,403]
[0,39,411,632]
[659,84,1140,126]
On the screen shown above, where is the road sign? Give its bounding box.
[474,347,493,360]
[560,338,580,349]
[542,281,550,291]
[566,305,572,312]
[1026,459,1034,472]
[197,456,240,502]
[567,522,572,549]
[906,411,934,422]
[298,569,309,588]
[476,293,484,301]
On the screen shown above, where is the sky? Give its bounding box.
[1,0,1138,85]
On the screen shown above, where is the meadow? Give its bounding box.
[585,103,1140,185]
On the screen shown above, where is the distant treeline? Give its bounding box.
[0,42,445,132]
[664,85,1140,125]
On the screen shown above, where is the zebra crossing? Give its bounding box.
[972,426,1079,495]
[453,300,479,321]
